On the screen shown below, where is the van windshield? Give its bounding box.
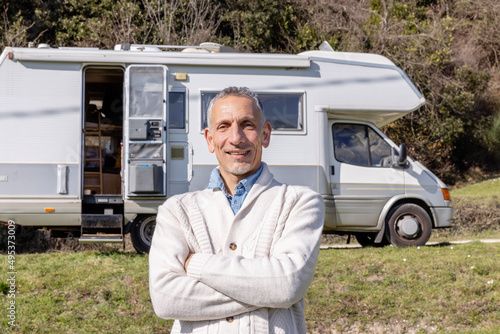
[332,123,392,167]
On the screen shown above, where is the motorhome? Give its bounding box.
[0,42,453,253]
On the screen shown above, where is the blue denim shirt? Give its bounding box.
[207,165,263,215]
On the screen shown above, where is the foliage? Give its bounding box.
[485,113,500,154]
[48,0,146,48]
[217,0,300,52]
[0,2,37,47]
[142,0,222,46]
[0,0,499,183]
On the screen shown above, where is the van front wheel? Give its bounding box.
[386,204,432,247]
[130,215,156,254]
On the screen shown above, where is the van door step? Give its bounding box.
[79,234,124,243]
[81,214,122,228]
[80,214,123,244]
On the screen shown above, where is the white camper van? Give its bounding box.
[0,42,453,253]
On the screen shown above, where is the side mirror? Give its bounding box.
[398,143,407,165]
[392,143,408,168]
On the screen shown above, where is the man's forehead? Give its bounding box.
[212,96,260,120]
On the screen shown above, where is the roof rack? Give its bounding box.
[114,42,237,53]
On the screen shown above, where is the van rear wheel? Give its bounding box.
[386,204,432,247]
[130,215,156,254]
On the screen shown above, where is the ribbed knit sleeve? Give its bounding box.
[186,253,212,280]
[185,186,325,309]
[149,195,260,321]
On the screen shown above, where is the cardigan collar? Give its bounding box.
[237,162,275,212]
[207,165,264,214]
[207,162,275,216]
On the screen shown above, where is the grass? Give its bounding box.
[308,242,500,333]
[1,177,498,333]
[2,242,499,333]
[428,175,500,243]
[1,251,172,333]
[451,176,500,201]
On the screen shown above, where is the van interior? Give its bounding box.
[83,68,124,196]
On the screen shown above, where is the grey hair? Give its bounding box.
[206,86,265,131]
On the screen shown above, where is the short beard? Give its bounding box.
[226,163,252,175]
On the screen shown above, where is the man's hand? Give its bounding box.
[184,253,194,272]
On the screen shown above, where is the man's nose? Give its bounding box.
[228,124,245,145]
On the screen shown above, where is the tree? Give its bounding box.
[141,0,222,46]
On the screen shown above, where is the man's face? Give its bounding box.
[204,95,271,182]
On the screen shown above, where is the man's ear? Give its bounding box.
[262,122,272,148]
[204,128,215,153]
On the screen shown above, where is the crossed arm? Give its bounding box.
[149,190,324,322]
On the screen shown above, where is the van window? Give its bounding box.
[129,67,164,117]
[201,92,304,131]
[169,91,185,129]
[332,123,392,167]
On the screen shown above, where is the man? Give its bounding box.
[149,86,324,333]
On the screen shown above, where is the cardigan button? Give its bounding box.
[226,316,234,323]
[229,243,237,251]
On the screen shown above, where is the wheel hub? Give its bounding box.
[140,218,156,244]
[397,216,419,238]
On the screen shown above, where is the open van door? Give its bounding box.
[124,65,168,198]
[329,121,405,243]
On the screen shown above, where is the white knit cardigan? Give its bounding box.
[149,163,325,334]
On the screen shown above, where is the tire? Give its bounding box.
[130,215,156,254]
[385,204,432,247]
[354,232,388,247]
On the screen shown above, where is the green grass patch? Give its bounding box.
[307,242,500,333]
[2,243,499,333]
[1,250,171,333]
[451,176,500,202]
[429,175,500,243]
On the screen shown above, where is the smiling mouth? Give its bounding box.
[227,150,250,156]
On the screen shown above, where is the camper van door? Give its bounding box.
[124,65,168,197]
[329,121,405,228]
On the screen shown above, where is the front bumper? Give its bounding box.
[432,206,454,228]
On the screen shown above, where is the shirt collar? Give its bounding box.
[207,164,264,196]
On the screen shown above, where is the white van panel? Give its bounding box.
[0,60,82,163]
[331,163,405,227]
[0,59,82,200]
[404,159,447,207]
